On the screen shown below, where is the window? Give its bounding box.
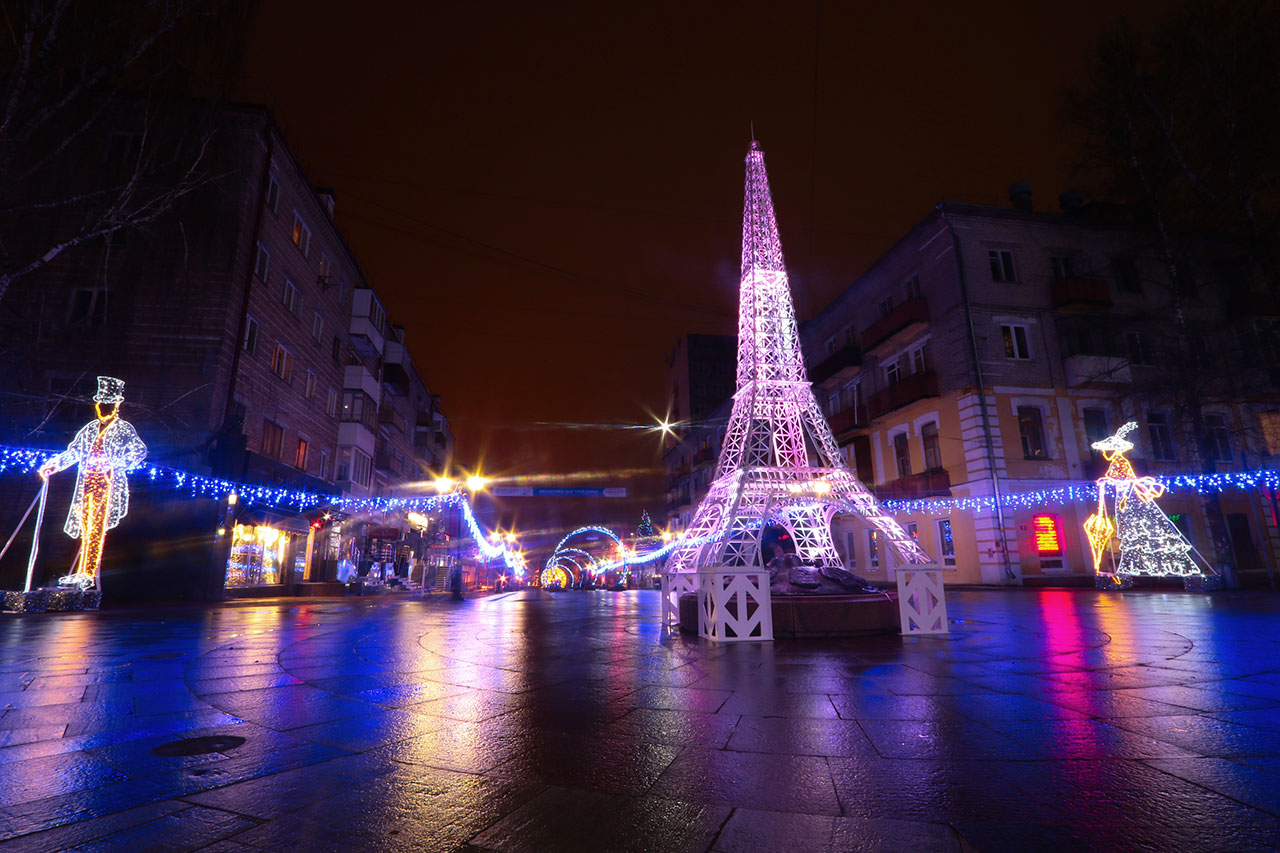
[304,370,317,400]
[885,361,901,386]
[893,432,912,478]
[844,532,857,570]
[825,336,836,355]
[1113,258,1141,293]
[1082,408,1108,459]
[319,253,331,280]
[331,335,341,363]
[68,288,108,326]
[318,449,329,481]
[904,275,920,300]
[312,312,324,342]
[340,390,378,431]
[1002,324,1031,359]
[1261,412,1280,456]
[343,448,372,488]
[1146,412,1177,461]
[326,388,337,417]
[265,176,280,212]
[270,343,293,382]
[254,244,270,280]
[828,394,840,414]
[845,380,862,415]
[922,422,941,470]
[1018,406,1047,459]
[282,279,302,317]
[1204,414,1231,462]
[1050,256,1075,281]
[988,249,1017,282]
[294,438,309,470]
[291,213,311,256]
[243,317,259,355]
[261,420,284,459]
[879,296,894,317]
[843,325,855,347]
[937,519,956,567]
[911,343,928,374]
[1125,331,1152,366]
[868,530,879,570]
[905,522,919,546]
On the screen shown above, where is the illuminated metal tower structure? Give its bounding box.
[662,141,931,620]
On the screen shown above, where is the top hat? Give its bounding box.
[1090,421,1138,453]
[93,376,125,404]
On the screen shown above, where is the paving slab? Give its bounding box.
[0,587,1275,850]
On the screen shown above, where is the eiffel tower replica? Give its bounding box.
[663,141,932,607]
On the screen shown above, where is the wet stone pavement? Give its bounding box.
[0,589,1277,851]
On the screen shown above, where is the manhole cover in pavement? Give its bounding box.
[142,653,185,660]
[150,735,246,757]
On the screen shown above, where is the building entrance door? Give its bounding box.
[1226,513,1260,577]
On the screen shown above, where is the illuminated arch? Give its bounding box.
[540,565,572,588]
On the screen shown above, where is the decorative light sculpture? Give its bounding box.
[36,377,148,591]
[661,142,931,602]
[1085,422,1205,579]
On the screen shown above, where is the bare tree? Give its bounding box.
[0,0,247,302]
[1065,0,1280,568]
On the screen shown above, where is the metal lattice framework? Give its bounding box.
[663,141,932,582]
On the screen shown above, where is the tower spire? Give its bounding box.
[660,141,933,627]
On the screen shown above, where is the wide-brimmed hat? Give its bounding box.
[93,376,125,404]
[1091,420,1138,452]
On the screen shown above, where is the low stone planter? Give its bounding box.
[2,587,101,613]
[678,590,898,638]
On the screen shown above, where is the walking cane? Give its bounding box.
[24,479,49,593]
[0,486,45,565]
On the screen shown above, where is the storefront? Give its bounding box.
[222,511,310,597]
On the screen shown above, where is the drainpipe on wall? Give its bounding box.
[222,114,275,426]
[942,211,1017,583]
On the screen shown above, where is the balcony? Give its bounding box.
[379,406,408,435]
[867,370,939,419]
[874,468,952,501]
[827,405,868,437]
[693,447,716,467]
[1063,354,1131,388]
[1052,277,1112,311]
[337,421,376,456]
[343,364,380,400]
[863,297,929,354]
[382,340,411,396]
[350,289,386,359]
[809,344,861,385]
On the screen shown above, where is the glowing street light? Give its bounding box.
[465,474,490,492]
[433,476,456,494]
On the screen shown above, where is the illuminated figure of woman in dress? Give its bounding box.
[1084,421,1198,580]
[38,377,148,590]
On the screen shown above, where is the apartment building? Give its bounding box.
[0,103,456,599]
[801,198,1279,587]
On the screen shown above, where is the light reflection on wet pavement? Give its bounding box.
[0,588,1276,850]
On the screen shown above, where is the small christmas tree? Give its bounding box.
[637,510,656,538]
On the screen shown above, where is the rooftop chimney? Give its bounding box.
[1009,181,1033,212]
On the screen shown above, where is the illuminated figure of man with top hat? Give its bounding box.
[37,376,148,590]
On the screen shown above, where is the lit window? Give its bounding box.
[270,344,293,382]
[261,420,284,459]
[294,438,308,470]
[291,213,311,256]
[1018,406,1047,459]
[868,529,879,569]
[937,519,956,566]
[1002,324,1031,359]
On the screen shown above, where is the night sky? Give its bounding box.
[239,1,1166,546]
